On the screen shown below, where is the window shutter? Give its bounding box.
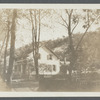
[53,65,56,71]
[47,54,52,60]
[47,55,49,60]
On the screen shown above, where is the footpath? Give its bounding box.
[0,76,39,91]
[0,76,11,91]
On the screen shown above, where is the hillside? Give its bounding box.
[45,29,100,71]
[3,28,100,72]
[13,29,100,61]
[45,33,82,60]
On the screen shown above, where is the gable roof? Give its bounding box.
[13,43,59,60]
[42,45,59,59]
[25,44,59,59]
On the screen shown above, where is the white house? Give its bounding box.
[2,45,61,77]
[27,45,61,75]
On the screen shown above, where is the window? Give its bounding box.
[14,65,17,71]
[47,54,52,60]
[53,65,56,71]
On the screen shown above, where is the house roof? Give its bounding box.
[24,43,59,59]
[43,45,59,59]
[14,43,59,60]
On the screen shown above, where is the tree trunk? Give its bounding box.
[68,14,76,83]
[68,34,76,82]
[6,9,17,85]
[30,10,40,81]
[3,20,10,81]
[22,60,27,74]
[34,53,39,80]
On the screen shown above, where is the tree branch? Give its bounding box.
[65,9,70,16]
[75,15,100,51]
[71,18,79,34]
[60,15,68,27]
[70,9,73,16]
[57,21,68,29]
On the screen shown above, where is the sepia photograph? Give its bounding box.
[0,4,100,96]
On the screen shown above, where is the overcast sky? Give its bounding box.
[15,10,100,48]
[0,9,100,49]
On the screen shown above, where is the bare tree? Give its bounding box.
[6,9,17,84]
[3,12,10,80]
[29,9,41,80]
[57,9,100,82]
